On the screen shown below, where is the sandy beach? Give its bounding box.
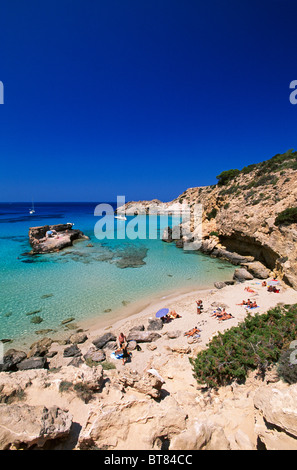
[47,278,297,377]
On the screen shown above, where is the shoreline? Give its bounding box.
[42,276,297,376]
[5,270,297,362]
[5,279,221,352]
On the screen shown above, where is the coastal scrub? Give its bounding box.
[191,304,297,388]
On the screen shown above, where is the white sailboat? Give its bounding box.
[29,200,35,215]
[115,214,127,220]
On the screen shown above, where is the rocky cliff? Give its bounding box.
[118,150,297,289]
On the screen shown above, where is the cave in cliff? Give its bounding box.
[219,234,279,271]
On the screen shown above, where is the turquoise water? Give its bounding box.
[0,203,234,344]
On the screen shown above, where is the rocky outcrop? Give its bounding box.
[0,404,72,450]
[29,223,89,254]
[0,349,297,450]
[117,152,297,289]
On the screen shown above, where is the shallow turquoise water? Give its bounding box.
[0,203,234,344]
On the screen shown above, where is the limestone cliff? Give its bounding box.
[118,150,297,288]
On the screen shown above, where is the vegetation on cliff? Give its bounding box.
[216,149,297,189]
[275,207,297,226]
[192,304,297,388]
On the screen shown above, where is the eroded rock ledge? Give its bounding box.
[29,223,89,254]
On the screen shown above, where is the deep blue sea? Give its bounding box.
[0,202,234,345]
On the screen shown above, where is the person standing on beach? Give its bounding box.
[117,332,129,365]
[196,300,203,314]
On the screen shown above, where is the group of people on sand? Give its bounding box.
[267,285,280,293]
[211,307,234,321]
[162,309,181,323]
[238,299,258,308]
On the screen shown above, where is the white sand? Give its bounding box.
[58,278,297,376]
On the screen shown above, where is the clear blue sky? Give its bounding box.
[1,0,297,202]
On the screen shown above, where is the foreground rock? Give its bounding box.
[233,268,254,282]
[127,331,162,343]
[0,404,72,450]
[29,223,89,254]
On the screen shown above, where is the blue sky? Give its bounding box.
[0,0,297,202]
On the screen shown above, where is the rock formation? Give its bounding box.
[0,404,72,450]
[117,150,297,289]
[29,223,89,254]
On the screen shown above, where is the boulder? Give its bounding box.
[147,318,163,331]
[63,345,81,358]
[214,281,227,289]
[84,348,106,363]
[212,248,254,265]
[69,333,88,344]
[166,330,182,339]
[127,340,137,351]
[241,261,270,279]
[67,357,84,368]
[0,349,27,372]
[119,369,165,399]
[0,404,72,450]
[27,338,53,358]
[129,325,145,332]
[17,357,46,371]
[92,332,116,349]
[127,331,161,343]
[233,268,254,282]
[72,364,104,392]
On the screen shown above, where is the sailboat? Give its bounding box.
[29,200,35,215]
[115,214,127,220]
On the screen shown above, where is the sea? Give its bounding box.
[0,202,235,346]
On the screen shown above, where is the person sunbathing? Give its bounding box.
[211,308,227,318]
[245,287,255,293]
[218,313,234,321]
[169,310,181,319]
[184,327,201,337]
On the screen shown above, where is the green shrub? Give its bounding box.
[191,305,297,388]
[101,360,116,370]
[209,231,219,237]
[241,164,257,175]
[275,207,297,226]
[206,208,218,220]
[216,169,240,186]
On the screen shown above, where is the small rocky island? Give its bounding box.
[29,223,89,254]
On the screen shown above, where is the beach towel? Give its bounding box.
[111,351,124,360]
[111,351,132,360]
